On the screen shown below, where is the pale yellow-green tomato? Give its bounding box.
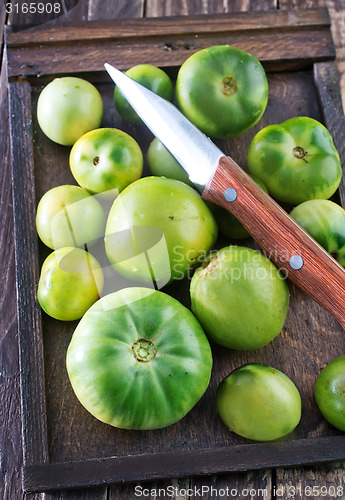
[37,247,104,321]
[36,184,105,250]
[217,363,301,441]
[37,77,103,146]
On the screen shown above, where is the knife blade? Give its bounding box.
[105,62,345,330]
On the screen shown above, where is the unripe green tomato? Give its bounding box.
[247,117,342,204]
[290,199,345,267]
[70,128,143,198]
[66,287,213,429]
[114,64,174,124]
[36,185,105,250]
[147,137,194,187]
[37,77,103,146]
[105,176,217,286]
[217,363,302,441]
[37,247,104,321]
[190,246,289,350]
[176,45,268,139]
[315,355,345,431]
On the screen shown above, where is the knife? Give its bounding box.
[104,62,345,330]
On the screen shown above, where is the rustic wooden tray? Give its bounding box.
[6,7,345,494]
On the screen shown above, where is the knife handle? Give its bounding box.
[202,155,345,330]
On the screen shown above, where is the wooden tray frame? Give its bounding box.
[6,7,345,494]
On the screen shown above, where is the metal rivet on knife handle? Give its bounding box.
[289,255,304,270]
[224,188,237,202]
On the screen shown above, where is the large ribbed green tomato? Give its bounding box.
[176,45,268,139]
[217,363,301,441]
[66,287,213,429]
[105,177,217,286]
[37,77,103,146]
[247,117,342,204]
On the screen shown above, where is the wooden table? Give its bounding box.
[1,0,345,498]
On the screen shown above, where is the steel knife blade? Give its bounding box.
[105,62,345,329]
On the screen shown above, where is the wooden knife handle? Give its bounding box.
[202,155,345,330]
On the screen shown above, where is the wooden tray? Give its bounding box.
[6,7,345,494]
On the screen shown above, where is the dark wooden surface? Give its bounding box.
[1,1,345,499]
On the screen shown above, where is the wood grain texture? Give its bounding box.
[314,61,345,204]
[280,0,345,109]
[0,49,24,500]
[5,8,335,79]
[8,80,49,476]
[146,0,277,15]
[5,6,331,43]
[22,435,345,493]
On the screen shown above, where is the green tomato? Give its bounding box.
[37,77,103,146]
[190,246,289,350]
[290,199,345,267]
[69,128,143,198]
[66,287,212,429]
[114,64,174,124]
[247,117,342,204]
[175,45,268,139]
[147,137,194,187]
[37,247,104,321]
[217,363,301,441]
[315,355,345,431]
[36,185,105,250]
[214,176,268,239]
[105,177,217,286]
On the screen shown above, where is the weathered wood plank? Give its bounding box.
[146,0,277,15]
[279,0,345,108]
[6,0,84,29]
[5,7,331,45]
[276,464,345,500]
[314,61,345,205]
[0,49,25,500]
[88,0,144,20]
[6,17,335,78]
[22,435,345,493]
[8,79,49,472]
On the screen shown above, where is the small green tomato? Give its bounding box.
[37,247,104,321]
[147,137,194,187]
[290,199,345,267]
[36,185,105,250]
[37,77,103,146]
[70,128,143,198]
[217,363,302,441]
[315,355,345,431]
[114,64,174,124]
